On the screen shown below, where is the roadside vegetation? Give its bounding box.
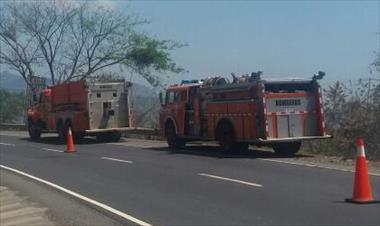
[0,88,26,123]
[303,55,380,160]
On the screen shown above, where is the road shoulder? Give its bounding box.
[0,168,126,226]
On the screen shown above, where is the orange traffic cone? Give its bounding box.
[65,127,76,153]
[345,138,378,204]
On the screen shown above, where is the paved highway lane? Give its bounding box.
[0,134,379,225]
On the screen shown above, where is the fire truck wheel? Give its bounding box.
[57,123,65,140]
[108,132,121,142]
[272,142,301,156]
[96,132,121,142]
[236,143,249,153]
[165,122,185,151]
[28,121,41,140]
[58,121,71,141]
[216,122,236,153]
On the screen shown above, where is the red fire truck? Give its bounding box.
[27,80,131,142]
[159,72,331,154]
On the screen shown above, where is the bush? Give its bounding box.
[303,79,380,160]
[0,89,26,123]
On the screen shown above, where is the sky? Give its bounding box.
[107,0,379,87]
[1,0,379,88]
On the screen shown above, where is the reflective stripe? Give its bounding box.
[357,145,366,157]
[356,139,366,157]
[266,110,309,115]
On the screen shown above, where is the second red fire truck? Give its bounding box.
[159,72,331,154]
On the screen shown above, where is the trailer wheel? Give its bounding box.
[272,142,301,156]
[165,121,185,151]
[28,121,41,140]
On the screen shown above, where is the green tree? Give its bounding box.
[0,88,26,123]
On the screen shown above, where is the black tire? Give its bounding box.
[73,133,85,142]
[96,134,107,142]
[59,121,71,141]
[57,122,65,140]
[216,122,236,153]
[96,132,121,143]
[236,142,249,153]
[28,121,41,140]
[108,132,121,142]
[272,142,301,156]
[165,121,185,151]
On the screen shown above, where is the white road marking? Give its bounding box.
[260,158,380,177]
[0,142,16,147]
[199,173,262,187]
[0,165,152,226]
[101,157,133,164]
[42,148,64,153]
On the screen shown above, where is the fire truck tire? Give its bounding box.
[216,121,236,153]
[236,143,249,153]
[165,121,185,151]
[96,132,121,142]
[28,121,41,140]
[58,121,71,141]
[107,132,122,142]
[272,142,301,155]
[57,123,65,140]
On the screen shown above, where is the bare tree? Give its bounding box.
[372,53,380,75]
[14,1,76,85]
[1,1,184,87]
[0,5,40,88]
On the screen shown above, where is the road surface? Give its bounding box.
[0,133,379,225]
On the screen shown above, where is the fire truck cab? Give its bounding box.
[159,73,331,154]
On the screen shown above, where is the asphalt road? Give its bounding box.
[0,133,379,225]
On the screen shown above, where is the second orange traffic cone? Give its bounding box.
[65,127,76,153]
[345,138,378,204]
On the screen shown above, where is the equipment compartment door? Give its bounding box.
[265,92,319,138]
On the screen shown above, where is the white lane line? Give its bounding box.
[101,157,133,164]
[260,158,380,177]
[42,148,64,153]
[0,142,16,147]
[0,165,152,226]
[199,173,262,188]
[261,159,317,167]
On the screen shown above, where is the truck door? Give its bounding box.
[185,87,201,136]
[165,90,187,136]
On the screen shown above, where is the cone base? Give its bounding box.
[65,150,76,153]
[345,198,380,204]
